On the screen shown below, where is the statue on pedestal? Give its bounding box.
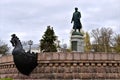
[71,8,84,52]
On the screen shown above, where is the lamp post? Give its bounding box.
[28,40,33,53]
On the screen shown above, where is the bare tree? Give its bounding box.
[112,34,120,52]
[91,27,113,52]
[21,41,28,46]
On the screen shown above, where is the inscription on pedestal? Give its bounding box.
[72,41,77,51]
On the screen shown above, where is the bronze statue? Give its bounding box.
[10,34,38,75]
[71,7,82,32]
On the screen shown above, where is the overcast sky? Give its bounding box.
[0,0,120,47]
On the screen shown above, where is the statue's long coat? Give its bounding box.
[72,11,82,29]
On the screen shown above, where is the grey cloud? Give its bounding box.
[0,0,120,47]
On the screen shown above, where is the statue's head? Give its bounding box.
[75,7,78,11]
[10,34,21,47]
[11,34,16,37]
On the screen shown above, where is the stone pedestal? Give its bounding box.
[71,31,84,52]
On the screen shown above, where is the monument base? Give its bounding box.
[71,31,84,52]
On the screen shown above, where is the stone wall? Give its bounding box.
[0,52,120,80]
